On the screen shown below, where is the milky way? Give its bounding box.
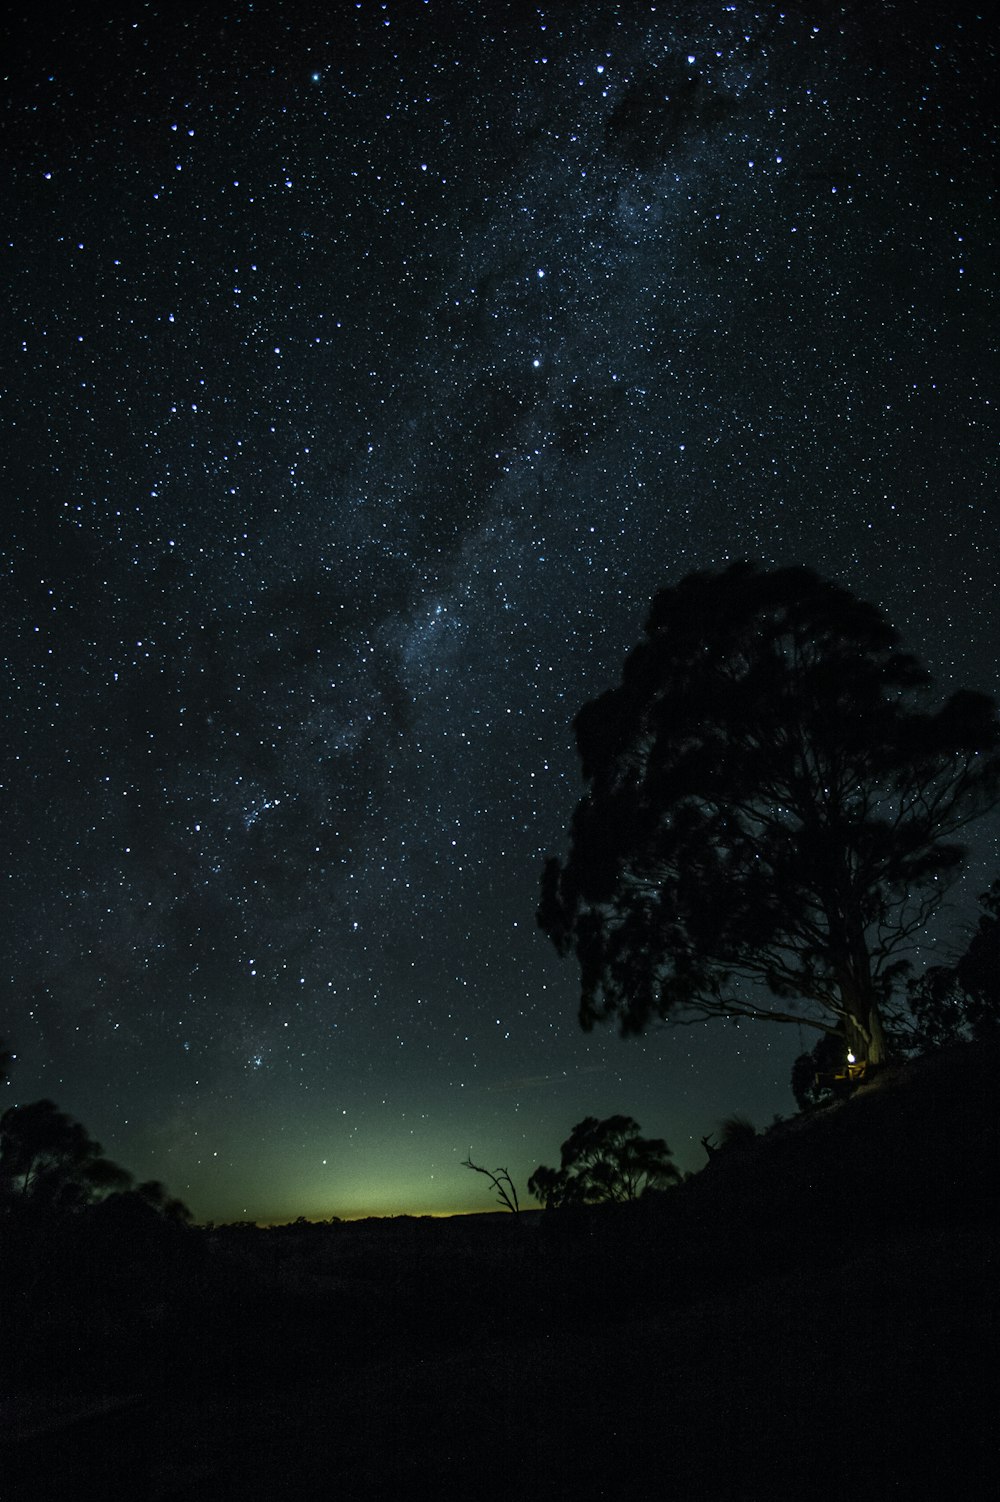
[3,1,997,1219]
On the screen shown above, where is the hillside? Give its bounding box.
[3,1039,997,1499]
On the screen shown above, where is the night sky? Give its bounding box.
[2,0,997,1222]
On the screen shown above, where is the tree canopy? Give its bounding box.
[0,1098,132,1209]
[527,1114,679,1207]
[539,563,1000,1066]
[907,878,1000,1047]
[134,1178,194,1224]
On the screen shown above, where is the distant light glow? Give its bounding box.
[2,0,993,1227]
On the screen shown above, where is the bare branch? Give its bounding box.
[462,1155,520,1214]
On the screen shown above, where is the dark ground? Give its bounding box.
[3,1040,997,1500]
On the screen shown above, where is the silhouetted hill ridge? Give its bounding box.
[624,1035,998,1285]
[3,1039,996,1499]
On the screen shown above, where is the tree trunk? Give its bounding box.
[865,1002,888,1065]
[838,920,889,1067]
[844,996,888,1066]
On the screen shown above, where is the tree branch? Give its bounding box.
[462,1155,520,1213]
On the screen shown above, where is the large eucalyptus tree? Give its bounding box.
[540,564,999,1067]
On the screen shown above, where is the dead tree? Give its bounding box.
[462,1155,520,1213]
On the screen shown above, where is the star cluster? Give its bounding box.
[2,1,996,1220]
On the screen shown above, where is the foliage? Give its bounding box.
[908,879,1000,1047]
[0,1098,132,1209]
[528,1115,679,1207]
[700,1114,758,1160]
[462,1155,520,1213]
[0,1098,190,1221]
[539,563,1000,1066]
[524,1164,567,1208]
[716,1114,757,1148]
[790,1030,851,1111]
[135,1178,193,1224]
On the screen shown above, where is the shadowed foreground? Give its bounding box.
[3,1041,997,1499]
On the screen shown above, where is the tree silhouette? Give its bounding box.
[540,564,1000,1067]
[135,1178,193,1224]
[0,1099,132,1209]
[717,1114,757,1149]
[524,1163,569,1208]
[528,1115,679,1207]
[462,1155,520,1213]
[790,1029,850,1111]
[908,878,1000,1046]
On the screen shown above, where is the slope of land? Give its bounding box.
[2,1039,996,1499]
